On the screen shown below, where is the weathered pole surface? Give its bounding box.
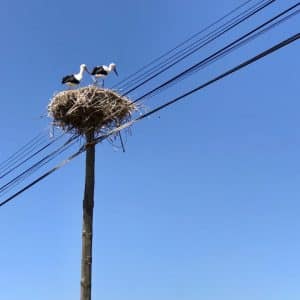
[80,131,95,300]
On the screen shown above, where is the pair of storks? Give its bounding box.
[62,63,118,87]
[61,63,125,152]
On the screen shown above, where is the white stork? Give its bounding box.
[62,64,88,87]
[90,63,118,86]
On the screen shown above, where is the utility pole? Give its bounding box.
[48,85,135,300]
[80,131,95,300]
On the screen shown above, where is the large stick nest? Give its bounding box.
[48,86,136,135]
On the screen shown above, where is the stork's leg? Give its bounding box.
[91,76,98,85]
[102,80,104,88]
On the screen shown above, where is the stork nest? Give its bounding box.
[48,86,136,135]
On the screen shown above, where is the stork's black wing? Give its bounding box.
[62,75,80,84]
[91,66,108,76]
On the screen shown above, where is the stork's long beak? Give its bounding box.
[114,68,119,76]
[85,67,91,74]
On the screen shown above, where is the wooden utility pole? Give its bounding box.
[80,131,95,300]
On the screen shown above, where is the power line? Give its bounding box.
[0,133,65,180]
[121,0,276,96]
[136,33,300,121]
[132,3,299,103]
[1,32,298,207]
[114,0,273,90]
[119,0,274,91]
[0,130,46,171]
[0,135,78,197]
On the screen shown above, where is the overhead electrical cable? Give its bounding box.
[0,133,66,179]
[121,0,276,95]
[114,0,274,90]
[132,3,299,103]
[0,131,46,171]
[0,134,78,197]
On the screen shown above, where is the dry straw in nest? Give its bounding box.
[48,85,136,135]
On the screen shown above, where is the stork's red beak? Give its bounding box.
[114,68,119,76]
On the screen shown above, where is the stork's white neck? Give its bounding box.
[75,66,85,81]
[108,64,115,72]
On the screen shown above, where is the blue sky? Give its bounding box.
[0,1,300,299]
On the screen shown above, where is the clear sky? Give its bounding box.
[0,1,300,299]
